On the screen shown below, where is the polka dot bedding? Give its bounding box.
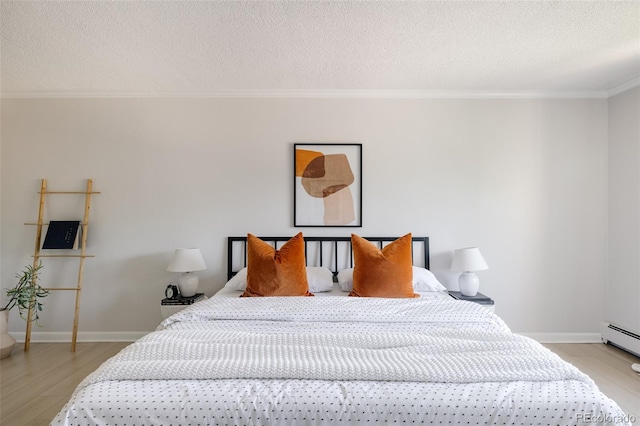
[52,296,631,426]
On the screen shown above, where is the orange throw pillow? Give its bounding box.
[349,233,418,298]
[241,233,313,297]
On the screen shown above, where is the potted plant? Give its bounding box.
[1,261,49,358]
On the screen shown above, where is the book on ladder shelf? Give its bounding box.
[42,220,82,249]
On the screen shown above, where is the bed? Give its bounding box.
[52,235,631,426]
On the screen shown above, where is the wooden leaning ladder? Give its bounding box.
[25,178,100,352]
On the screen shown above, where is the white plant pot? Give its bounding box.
[1,309,16,359]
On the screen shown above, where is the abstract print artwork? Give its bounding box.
[294,143,362,227]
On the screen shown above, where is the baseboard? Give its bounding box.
[9,331,148,343]
[519,332,602,344]
[10,331,604,344]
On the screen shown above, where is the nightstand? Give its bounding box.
[448,291,495,313]
[160,294,208,319]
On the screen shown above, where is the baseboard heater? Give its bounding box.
[601,322,640,357]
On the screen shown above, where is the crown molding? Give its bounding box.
[0,89,611,99]
[608,77,640,97]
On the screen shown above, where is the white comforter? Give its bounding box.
[53,296,631,426]
[80,297,587,386]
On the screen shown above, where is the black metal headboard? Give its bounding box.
[227,236,429,281]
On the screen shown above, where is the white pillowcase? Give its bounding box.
[305,267,335,293]
[337,266,445,292]
[224,268,248,291]
[224,266,334,293]
[411,266,446,292]
[336,268,355,292]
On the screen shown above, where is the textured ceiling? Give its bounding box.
[1,1,639,97]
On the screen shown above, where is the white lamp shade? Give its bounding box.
[167,248,207,272]
[450,247,488,272]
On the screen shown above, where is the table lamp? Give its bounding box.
[450,247,488,297]
[167,248,207,297]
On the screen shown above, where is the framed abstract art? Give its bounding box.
[294,143,362,227]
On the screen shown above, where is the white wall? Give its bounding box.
[608,86,640,334]
[0,97,608,339]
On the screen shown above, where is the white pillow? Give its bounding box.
[411,266,446,292]
[305,266,335,293]
[337,268,354,292]
[224,266,334,293]
[224,268,248,291]
[337,266,445,292]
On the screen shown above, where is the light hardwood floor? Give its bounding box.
[1,342,639,425]
[543,342,640,421]
[1,342,130,426]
